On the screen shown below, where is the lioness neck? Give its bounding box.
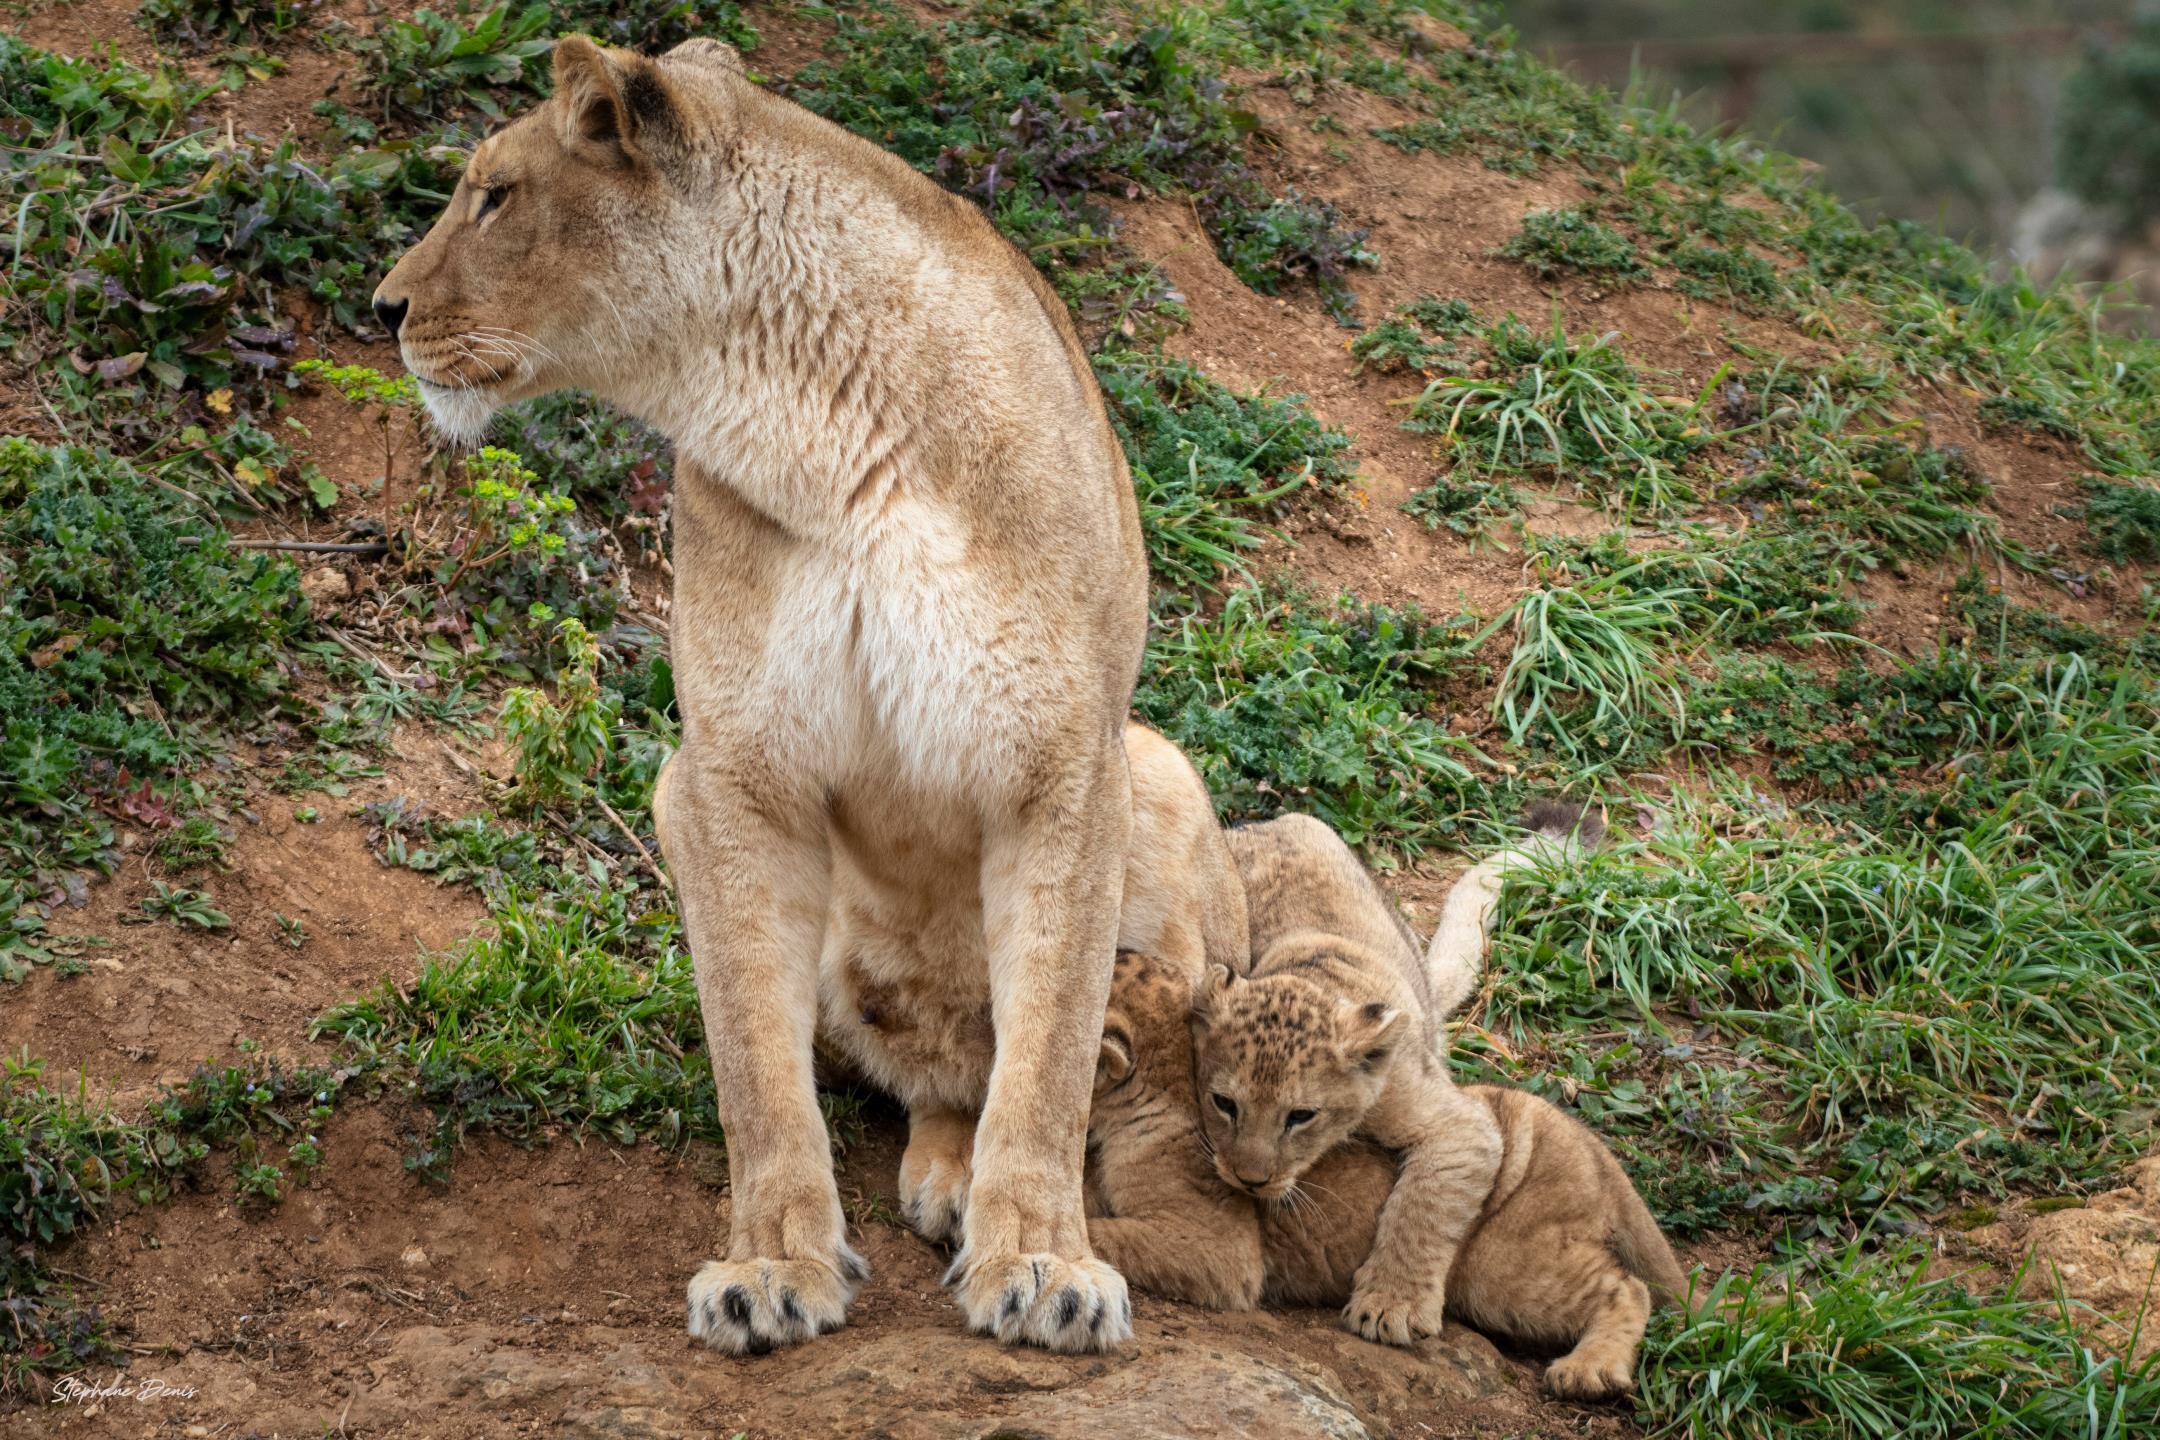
[597,95,1101,546]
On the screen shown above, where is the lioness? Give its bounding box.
[372,36,1245,1355]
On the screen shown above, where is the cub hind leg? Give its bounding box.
[1538,1253,1653,1401]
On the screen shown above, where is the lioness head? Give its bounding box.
[1187,963,1405,1203]
[371,36,746,443]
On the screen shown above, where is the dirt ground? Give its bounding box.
[7,1,2154,1436]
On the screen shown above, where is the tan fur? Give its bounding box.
[1089,955,1688,1401]
[375,37,1244,1356]
[1192,814,1503,1346]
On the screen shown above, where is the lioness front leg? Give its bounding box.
[899,1105,974,1244]
[658,751,866,1354]
[1348,1079,1502,1346]
[951,732,1132,1353]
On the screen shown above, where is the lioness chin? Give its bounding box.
[374,35,1245,1356]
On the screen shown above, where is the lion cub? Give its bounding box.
[1087,955,1686,1397]
[1088,812,1688,1399]
[1185,812,1505,1345]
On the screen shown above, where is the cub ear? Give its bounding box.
[1096,1018,1135,1091]
[1336,998,1408,1073]
[665,37,745,76]
[1187,963,1235,1033]
[552,36,677,163]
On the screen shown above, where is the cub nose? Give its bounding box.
[373,295,409,340]
[1234,1171,1271,1191]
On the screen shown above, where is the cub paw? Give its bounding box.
[948,1250,1132,1354]
[1344,1276,1445,1348]
[1546,1355,1624,1398]
[685,1248,869,1355]
[1543,1349,1636,1401]
[899,1148,971,1246]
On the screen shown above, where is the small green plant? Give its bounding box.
[1401,473,1516,539]
[1498,206,1648,284]
[274,913,307,949]
[290,359,417,499]
[2068,477,2160,562]
[501,618,618,812]
[139,883,231,930]
[154,816,229,873]
[137,0,300,47]
[348,2,553,121]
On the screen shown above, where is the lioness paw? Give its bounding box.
[1543,1350,1637,1402]
[947,1251,1132,1354]
[685,1248,868,1355]
[1344,1275,1445,1348]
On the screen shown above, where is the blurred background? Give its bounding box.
[1509,1,2160,317]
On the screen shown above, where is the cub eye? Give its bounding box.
[476,184,511,219]
[1284,1109,1317,1130]
[1210,1093,1239,1121]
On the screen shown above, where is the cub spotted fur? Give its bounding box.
[374,36,1245,1356]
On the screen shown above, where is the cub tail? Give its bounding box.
[1426,801,1604,1020]
[1608,1159,1691,1309]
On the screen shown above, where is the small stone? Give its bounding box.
[300,567,351,607]
[400,1244,429,1270]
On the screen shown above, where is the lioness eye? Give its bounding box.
[1211,1093,1239,1121]
[476,184,510,219]
[1284,1109,1317,1129]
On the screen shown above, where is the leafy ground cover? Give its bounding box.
[2,0,2158,1431]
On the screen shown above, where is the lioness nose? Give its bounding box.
[373,296,409,340]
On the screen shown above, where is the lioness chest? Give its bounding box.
[669,472,1136,1112]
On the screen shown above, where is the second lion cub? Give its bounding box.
[1184,812,1501,1344]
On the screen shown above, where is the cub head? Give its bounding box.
[1187,963,1405,1203]
[370,36,747,443]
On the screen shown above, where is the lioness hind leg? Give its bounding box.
[659,748,865,1355]
[950,730,1132,1355]
[1541,1264,1651,1401]
[899,1106,975,1244]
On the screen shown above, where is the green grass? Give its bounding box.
[1097,352,1356,596]
[1640,1244,2160,1439]
[786,1,1377,322]
[316,826,864,1176]
[1134,583,1502,854]
[3,1051,354,1391]
[2070,478,2160,563]
[1405,311,1717,511]
[0,437,304,898]
[1498,206,1650,284]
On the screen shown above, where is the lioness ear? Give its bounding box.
[1187,963,1235,1032]
[553,36,677,163]
[1096,1019,1135,1091]
[665,36,744,77]
[1337,998,1407,1072]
